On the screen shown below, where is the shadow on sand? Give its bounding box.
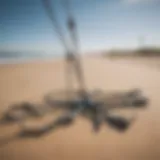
[0,89,148,148]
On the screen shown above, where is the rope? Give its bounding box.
[62,0,86,94]
[62,0,79,51]
[42,0,69,51]
[42,0,86,96]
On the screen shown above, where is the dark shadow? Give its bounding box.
[105,115,135,132]
[0,88,148,148]
[0,114,74,148]
[0,102,45,126]
[19,114,74,138]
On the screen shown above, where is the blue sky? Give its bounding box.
[0,0,160,54]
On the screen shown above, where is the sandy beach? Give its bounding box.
[0,57,160,160]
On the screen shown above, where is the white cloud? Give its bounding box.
[123,0,159,4]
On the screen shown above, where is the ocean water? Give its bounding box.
[0,51,62,64]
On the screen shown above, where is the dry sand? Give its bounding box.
[0,57,160,160]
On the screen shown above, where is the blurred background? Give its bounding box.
[0,1,160,160]
[1,0,160,61]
